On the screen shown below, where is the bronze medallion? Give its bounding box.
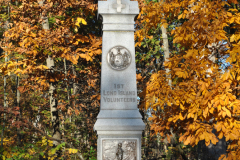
[107,46,131,71]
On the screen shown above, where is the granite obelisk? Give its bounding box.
[94,0,145,159]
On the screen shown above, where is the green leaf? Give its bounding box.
[25,154,30,158]
[40,152,44,156]
[50,148,56,154]
[19,153,25,158]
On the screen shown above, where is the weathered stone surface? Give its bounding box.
[98,0,139,15]
[94,0,145,160]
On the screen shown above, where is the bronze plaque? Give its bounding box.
[102,139,137,160]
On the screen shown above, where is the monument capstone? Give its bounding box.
[94,0,145,159]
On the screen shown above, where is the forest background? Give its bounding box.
[0,0,240,160]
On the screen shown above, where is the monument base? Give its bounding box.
[97,131,142,160]
[94,110,145,160]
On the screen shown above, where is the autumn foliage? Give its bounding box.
[0,0,101,159]
[137,0,240,159]
[1,0,240,159]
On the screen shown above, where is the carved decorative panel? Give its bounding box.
[102,139,137,160]
[107,46,131,71]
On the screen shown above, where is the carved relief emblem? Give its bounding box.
[107,46,131,71]
[116,143,124,160]
[102,139,137,160]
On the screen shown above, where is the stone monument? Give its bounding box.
[94,0,145,159]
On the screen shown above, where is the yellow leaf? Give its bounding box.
[230,34,236,42]
[226,109,231,117]
[204,132,210,143]
[229,17,235,24]
[205,139,210,146]
[73,149,78,153]
[185,50,193,58]
[179,113,184,120]
[220,99,224,105]
[75,17,87,27]
[81,19,87,25]
[222,111,226,118]
[73,41,79,45]
[48,140,53,146]
[75,18,81,27]
[167,101,171,106]
[222,71,230,80]
[180,103,184,110]
[219,154,226,160]
[187,113,191,119]
[227,12,232,17]
[194,114,197,121]
[209,107,214,114]
[26,28,30,33]
[228,9,238,12]
[79,54,86,59]
[74,27,78,32]
[225,97,229,105]
[178,14,183,19]
[211,137,218,145]
[95,49,102,55]
[69,148,78,154]
[152,95,155,103]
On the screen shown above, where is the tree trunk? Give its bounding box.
[38,0,61,148]
[72,65,77,108]
[38,1,85,160]
[159,0,174,153]
[1,3,10,151]
[64,58,71,122]
[16,59,22,146]
[161,25,172,87]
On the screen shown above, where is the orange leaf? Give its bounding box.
[219,132,224,139]
[203,107,208,118]
[18,86,26,93]
[137,74,142,81]
[184,136,191,145]
[167,134,171,143]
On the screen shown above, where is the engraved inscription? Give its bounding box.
[107,46,131,71]
[102,139,137,160]
[114,84,124,89]
[102,84,136,103]
[103,91,135,96]
[103,97,136,103]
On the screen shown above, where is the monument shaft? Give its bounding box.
[94,0,145,159]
